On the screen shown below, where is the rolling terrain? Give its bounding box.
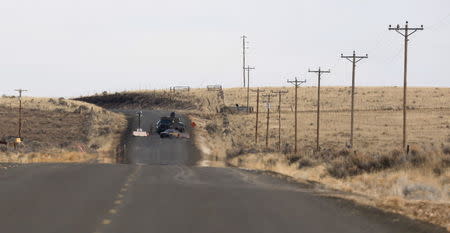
[78,87,450,229]
[0,110,446,233]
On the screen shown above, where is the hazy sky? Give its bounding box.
[0,0,449,97]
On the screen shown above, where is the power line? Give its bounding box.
[308,67,330,152]
[383,45,404,66]
[286,78,306,154]
[388,21,424,151]
[341,51,368,148]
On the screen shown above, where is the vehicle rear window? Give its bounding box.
[160,119,172,124]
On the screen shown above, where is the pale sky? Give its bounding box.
[0,0,449,97]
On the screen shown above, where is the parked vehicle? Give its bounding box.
[159,129,181,138]
[156,112,186,134]
[172,120,185,132]
[156,117,174,134]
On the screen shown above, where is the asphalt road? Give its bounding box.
[0,110,446,233]
[118,110,199,165]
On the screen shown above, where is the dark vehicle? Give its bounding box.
[169,112,185,132]
[156,117,173,134]
[155,112,186,134]
[171,119,185,132]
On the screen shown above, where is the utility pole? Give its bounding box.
[14,89,28,139]
[341,51,368,148]
[308,67,330,152]
[389,21,424,150]
[251,88,265,144]
[136,111,143,129]
[287,78,306,154]
[271,90,288,151]
[244,66,255,113]
[241,35,249,88]
[262,93,277,148]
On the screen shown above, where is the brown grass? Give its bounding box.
[226,152,450,228]
[0,96,126,163]
[77,87,450,169]
[220,87,449,151]
[77,87,450,229]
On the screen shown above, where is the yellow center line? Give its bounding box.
[92,166,142,233]
[102,219,111,225]
[109,209,117,214]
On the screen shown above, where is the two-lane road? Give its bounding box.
[0,110,446,233]
[118,110,199,165]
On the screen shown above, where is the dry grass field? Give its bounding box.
[186,87,450,229]
[78,87,449,168]
[219,87,449,152]
[180,87,449,160]
[78,87,449,228]
[0,96,126,163]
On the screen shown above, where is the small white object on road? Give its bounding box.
[132,128,149,137]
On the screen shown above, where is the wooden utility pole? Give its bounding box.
[251,89,265,144]
[14,89,28,139]
[262,93,277,148]
[389,21,424,150]
[244,66,255,113]
[241,35,249,88]
[287,78,306,154]
[341,51,368,148]
[308,67,330,152]
[271,90,288,151]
